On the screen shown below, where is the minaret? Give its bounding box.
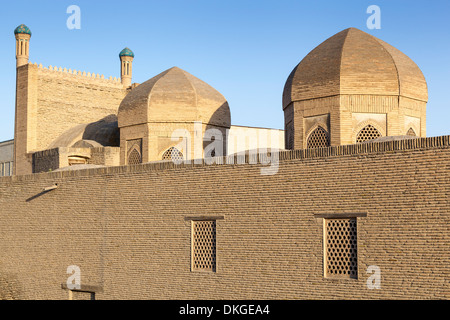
[14,24,32,68]
[119,47,134,88]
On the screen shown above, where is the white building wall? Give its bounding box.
[227,126,285,155]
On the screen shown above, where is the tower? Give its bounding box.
[14,24,31,68]
[119,47,134,88]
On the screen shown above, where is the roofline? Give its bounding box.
[0,139,14,145]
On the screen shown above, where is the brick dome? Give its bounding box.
[282,28,428,110]
[118,67,231,128]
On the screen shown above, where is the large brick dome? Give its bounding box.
[282,28,428,110]
[118,66,231,128]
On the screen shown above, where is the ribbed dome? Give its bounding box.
[283,28,428,109]
[119,47,134,58]
[118,67,231,128]
[14,24,31,36]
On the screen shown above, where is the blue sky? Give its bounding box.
[0,0,449,142]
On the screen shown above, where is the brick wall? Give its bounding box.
[14,63,126,175]
[34,65,126,151]
[0,136,449,300]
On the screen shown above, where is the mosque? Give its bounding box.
[0,25,448,300]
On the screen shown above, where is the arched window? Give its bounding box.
[128,148,142,165]
[406,128,416,136]
[356,124,381,143]
[307,126,330,149]
[162,147,184,162]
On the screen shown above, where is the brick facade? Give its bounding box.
[0,136,448,300]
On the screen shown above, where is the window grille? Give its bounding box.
[324,218,358,279]
[307,126,330,149]
[128,148,141,165]
[192,220,216,272]
[162,147,183,162]
[356,124,381,143]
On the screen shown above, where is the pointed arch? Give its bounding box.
[307,126,330,149]
[356,124,382,143]
[162,147,184,162]
[127,147,142,165]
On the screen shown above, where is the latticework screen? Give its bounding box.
[356,124,381,143]
[307,126,330,149]
[192,220,216,272]
[127,148,142,165]
[127,139,142,165]
[324,218,358,279]
[406,128,416,136]
[162,147,184,162]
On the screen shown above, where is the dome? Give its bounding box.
[48,115,120,148]
[118,67,231,128]
[119,47,134,58]
[14,24,31,36]
[283,28,428,109]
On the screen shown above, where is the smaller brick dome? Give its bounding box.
[118,67,231,129]
[14,24,32,36]
[119,47,134,58]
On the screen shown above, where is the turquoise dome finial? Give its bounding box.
[14,24,32,36]
[119,47,134,58]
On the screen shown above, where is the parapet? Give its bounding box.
[2,135,448,182]
[30,62,123,86]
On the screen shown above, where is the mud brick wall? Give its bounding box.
[0,136,449,300]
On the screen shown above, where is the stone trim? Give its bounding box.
[314,213,367,219]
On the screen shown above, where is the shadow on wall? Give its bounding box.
[204,102,231,158]
[48,115,120,149]
[82,115,120,147]
[0,269,22,300]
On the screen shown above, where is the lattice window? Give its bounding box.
[324,218,358,279]
[307,126,330,149]
[406,128,416,136]
[162,147,184,162]
[128,148,142,165]
[192,220,216,272]
[356,124,382,143]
